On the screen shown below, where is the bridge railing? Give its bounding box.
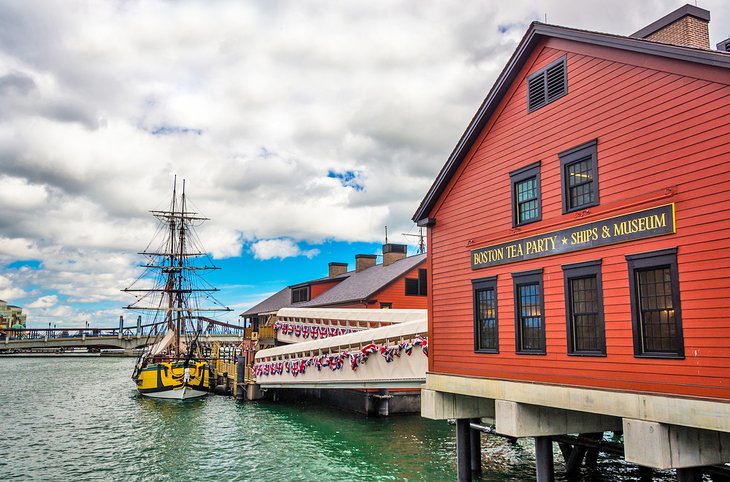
[2,319,245,341]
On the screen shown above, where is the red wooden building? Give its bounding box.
[413,5,730,480]
[242,243,427,336]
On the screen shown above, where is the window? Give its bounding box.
[405,269,428,296]
[560,139,599,213]
[527,56,567,112]
[380,302,392,309]
[512,269,545,354]
[562,260,605,356]
[418,268,427,295]
[626,248,684,358]
[510,162,542,227]
[473,276,498,353]
[291,286,310,303]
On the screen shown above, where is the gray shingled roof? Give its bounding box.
[300,253,426,307]
[241,253,427,315]
[241,286,293,316]
[241,271,351,316]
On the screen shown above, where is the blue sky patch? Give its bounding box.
[327,169,364,191]
[498,23,523,34]
[5,259,41,270]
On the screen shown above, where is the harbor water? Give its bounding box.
[0,357,679,481]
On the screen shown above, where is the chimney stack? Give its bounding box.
[382,243,407,266]
[328,262,348,278]
[355,254,377,272]
[631,4,710,50]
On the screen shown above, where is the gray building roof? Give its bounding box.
[241,271,351,316]
[241,253,427,315]
[241,286,294,317]
[300,253,426,307]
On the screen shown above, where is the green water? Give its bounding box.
[0,357,677,481]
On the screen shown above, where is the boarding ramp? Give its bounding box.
[273,307,426,344]
[255,308,427,389]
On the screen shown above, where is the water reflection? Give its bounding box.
[0,357,696,481]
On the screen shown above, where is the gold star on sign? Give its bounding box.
[562,237,568,245]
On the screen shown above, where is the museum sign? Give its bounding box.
[471,204,676,269]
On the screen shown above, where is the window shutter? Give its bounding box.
[527,56,566,112]
[527,74,546,111]
[546,61,566,102]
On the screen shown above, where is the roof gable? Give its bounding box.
[300,253,427,307]
[412,22,730,224]
[242,270,351,316]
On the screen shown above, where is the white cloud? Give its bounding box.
[250,239,320,261]
[26,294,58,308]
[0,176,48,209]
[0,273,27,300]
[0,0,727,322]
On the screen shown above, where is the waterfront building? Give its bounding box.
[412,4,730,480]
[241,243,427,339]
[0,300,27,332]
[241,244,428,414]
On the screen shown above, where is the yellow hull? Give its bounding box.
[134,360,210,399]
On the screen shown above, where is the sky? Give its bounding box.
[1,0,728,328]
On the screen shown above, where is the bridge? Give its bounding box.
[253,308,428,389]
[0,320,245,353]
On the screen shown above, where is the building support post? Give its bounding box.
[456,418,472,482]
[637,466,653,481]
[235,358,245,400]
[564,442,587,476]
[535,436,555,482]
[377,388,390,417]
[675,467,702,482]
[470,418,482,476]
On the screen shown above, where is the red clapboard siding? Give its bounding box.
[310,280,343,299]
[370,265,428,309]
[425,37,730,400]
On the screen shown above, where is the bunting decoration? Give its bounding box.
[272,321,356,340]
[252,335,428,379]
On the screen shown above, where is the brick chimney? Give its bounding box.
[328,262,348,278]
[382,243,407,266]
[355,254,377,272]
[631,4,710,49]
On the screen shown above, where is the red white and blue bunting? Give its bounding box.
[273,321,357,340]
[253,335,428,379]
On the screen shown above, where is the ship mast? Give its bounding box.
[122,176,232,357]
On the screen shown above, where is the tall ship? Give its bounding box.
[125,178,231,399]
